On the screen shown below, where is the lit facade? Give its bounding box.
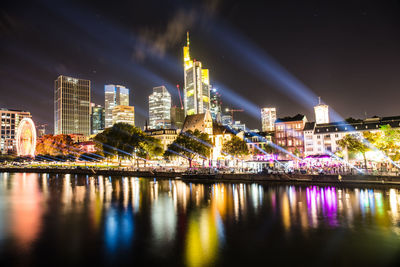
[0,108,31,154]
[244,131,273,156]
[91,103,105,135]
[261,107,277,132]
[275,114,308,159]
[112,105,135,126]
[304,116,400,156]
[210,88,222,123]
[105,84,129,128]
[314,102,329,124]
[221,114,233,126]
[144,129,180,151]
[232,121,246,132]
[149,86,171,129]
[183,32,210,116]
[54,75,91,136]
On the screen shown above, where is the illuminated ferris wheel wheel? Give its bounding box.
[16,118,37,157]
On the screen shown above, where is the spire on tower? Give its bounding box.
[186,31,190,47]
[318,96,321,105]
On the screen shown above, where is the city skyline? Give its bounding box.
[2,0,400,131]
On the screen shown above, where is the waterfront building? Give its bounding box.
[112,105,135,126]
[210,88,222,123]
[91,103,105,135]
[304,116,400,156]
[104,84,129,128]
[261,107,277,132]
[275,114,308,159]
[183,32,211,116]
[314,98,329,124]
[144,128,180,151]
[0,108,31,154]
[149,86,171,129]
[54,75,91,136]
[170,106,185,129]
[244,131,273,156]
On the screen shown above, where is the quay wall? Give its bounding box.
[1,167,400,186]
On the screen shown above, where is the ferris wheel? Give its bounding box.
[16,118,37,157]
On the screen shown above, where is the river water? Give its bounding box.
[0,172,400,266]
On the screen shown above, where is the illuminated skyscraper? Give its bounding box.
[261,107,276,132]
[104,84,129,128]
[112,105,135,126]
[90,103,105,135]
[314,98,329,124]
[221,114,233,126]
[149,86,171,129]
[210,88,222,122]
[183,32,210,116]
[54,75,90,136]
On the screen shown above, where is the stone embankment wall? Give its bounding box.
[1,167,400,186]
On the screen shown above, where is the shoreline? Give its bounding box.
[2,167,400,187]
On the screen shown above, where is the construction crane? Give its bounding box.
[225,108,244,122]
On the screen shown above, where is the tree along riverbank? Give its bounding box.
[2,167,400,186]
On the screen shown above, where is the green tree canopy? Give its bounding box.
[136,136,163,166]
[222,136,249,158]
[164,130,211,167]
[94,123,145,162]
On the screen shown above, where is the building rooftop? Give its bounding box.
[276,114,305,123]
[0,108,29,113]
[303,122,316,131]
[313,116,400,134]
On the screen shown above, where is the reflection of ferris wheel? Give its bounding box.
[16,118,37,157]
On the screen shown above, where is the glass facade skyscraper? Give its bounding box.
[183,32,210,116]
[104,84,129,128]
[210,88,222,122]
[170,106,185,129]
[90,103,105,135]
[54,75,91,136]
[149,86,171,129]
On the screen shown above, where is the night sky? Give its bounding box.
[1,0,400,132]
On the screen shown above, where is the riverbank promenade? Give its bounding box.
[2,167,400,186]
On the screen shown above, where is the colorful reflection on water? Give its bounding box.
[1,173,400,266]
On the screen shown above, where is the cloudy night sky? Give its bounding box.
[1,0,400,131]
